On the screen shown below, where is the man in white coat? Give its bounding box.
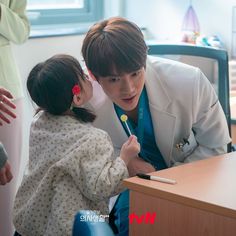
[82,17,231,236]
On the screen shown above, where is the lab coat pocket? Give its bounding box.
[182,131,198,155]
[173,130,198,162]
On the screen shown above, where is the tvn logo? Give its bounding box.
[129,212,157,224]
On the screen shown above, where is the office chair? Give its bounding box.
[147,43,232,152]
[72,210,115,236]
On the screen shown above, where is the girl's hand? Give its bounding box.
[120,135,140,165]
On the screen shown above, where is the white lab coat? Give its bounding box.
[89,56,231,167]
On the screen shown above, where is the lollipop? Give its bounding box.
[120,114,132,136]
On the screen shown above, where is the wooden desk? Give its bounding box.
[123,153,236,236]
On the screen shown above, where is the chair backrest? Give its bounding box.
[72,210,115,236]
[147,43,231,152]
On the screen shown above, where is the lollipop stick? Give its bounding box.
[124,122,132,136]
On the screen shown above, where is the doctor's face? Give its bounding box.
[97,67,145,111]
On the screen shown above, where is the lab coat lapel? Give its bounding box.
[109,104,128,148]
[149,104,176,166]
[93,97,128,148]
[145,60,176,166]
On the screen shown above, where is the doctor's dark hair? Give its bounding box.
[82,17,148,78]
[27,54,96,122]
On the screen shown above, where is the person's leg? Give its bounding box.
[0,98,23,236]
[109,189,129,236]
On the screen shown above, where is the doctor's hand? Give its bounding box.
[0,87,16,125]
[127,156,155,177]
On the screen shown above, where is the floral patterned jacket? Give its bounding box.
[13,111,128,236]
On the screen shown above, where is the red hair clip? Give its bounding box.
[72,84,81,95]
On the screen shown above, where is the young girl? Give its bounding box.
[13,54,140,236]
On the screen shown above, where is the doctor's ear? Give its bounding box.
[87,69,97,82]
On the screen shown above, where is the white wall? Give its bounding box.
[125,0,236,57]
